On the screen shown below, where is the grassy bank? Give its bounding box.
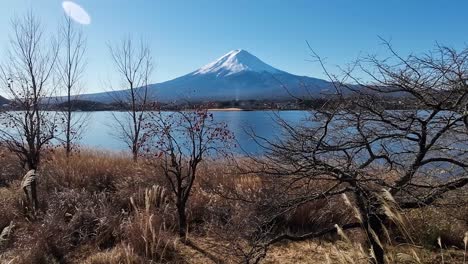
[0,149,467,263]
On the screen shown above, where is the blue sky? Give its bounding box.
[0,0,467,93]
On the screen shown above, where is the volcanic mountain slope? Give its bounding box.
[0,95,9,105]
[79,49,335,103]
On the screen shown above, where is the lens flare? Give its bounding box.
[62,1,91,25]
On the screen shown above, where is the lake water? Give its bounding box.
[78,111,309,154]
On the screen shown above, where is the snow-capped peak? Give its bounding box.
[192,49,280,77]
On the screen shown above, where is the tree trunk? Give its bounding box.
[177,202,187,238]
[30,180,38,211]
[26,155,39,212]
[354,190,386,264]
[132,145,138,162]
[66,92,72,157]
[368,213,385,264]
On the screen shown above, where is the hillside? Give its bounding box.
[76,50,335,103]
[0,95,9,106]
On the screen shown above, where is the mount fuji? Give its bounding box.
[80,49,334,103]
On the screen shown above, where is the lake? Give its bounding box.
[78,110,309,154]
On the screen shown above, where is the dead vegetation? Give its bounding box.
[0,149,466,263]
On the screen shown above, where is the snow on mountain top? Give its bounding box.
[192,49,281,76]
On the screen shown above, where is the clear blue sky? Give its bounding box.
[0,0,467,93]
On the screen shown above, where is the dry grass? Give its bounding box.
[122,186,178,262]
[171,238,466,264]
[0,149,466,263]
[405,200,468,249]
[41,149,154,191]
[82,243,144,264]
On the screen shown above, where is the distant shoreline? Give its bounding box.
[208,108,246,111]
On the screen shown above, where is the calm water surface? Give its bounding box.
[79,111,308,154]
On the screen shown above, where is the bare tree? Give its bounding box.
[57,15,87,157]
[0,12,58,208]
[108,37,153,162]
[242,43,468,264]
[145,106,234,238]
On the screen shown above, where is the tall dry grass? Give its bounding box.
[123,185,177,262]
[0,149,466,263]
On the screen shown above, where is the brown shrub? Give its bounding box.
[405,206,467,249]
[284,197,353,235]
[14,219,69,264]
[11,189,122,264]
[45,189,122,249]
[0,183,22,229]
[0,148,24,186]
[0,181,26,252]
